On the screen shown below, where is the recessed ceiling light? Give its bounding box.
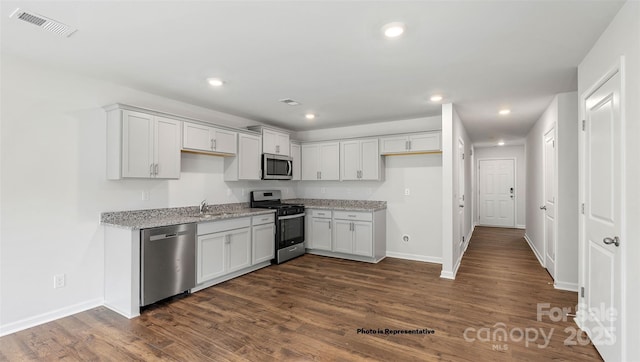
[207,78,224,87]
[382,22,405,38]
[305,113,316,120]
[430,95,443,102]
[498,141,505,146]
[499,109,511,115]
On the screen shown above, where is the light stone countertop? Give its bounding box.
[284,198,386,211]
[101,203,275,230]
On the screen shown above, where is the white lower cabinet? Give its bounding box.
[306,208,386,263]
[197,226,251,284]
[252,214,275,264]
[333,215,373,257]
[309,215,332,251]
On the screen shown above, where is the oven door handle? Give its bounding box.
[278,213,305,221]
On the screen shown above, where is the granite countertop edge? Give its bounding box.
[101,204,276,230]
[284,198,387,211]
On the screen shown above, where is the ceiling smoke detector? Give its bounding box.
[279,98,301,106]
[10,8,77,38]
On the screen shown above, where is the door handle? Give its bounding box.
[540,206,547,210]
[459,204,464,208]
[603,236,620,247]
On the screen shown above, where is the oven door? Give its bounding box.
[278,213,305,248]
[263,154,292,180]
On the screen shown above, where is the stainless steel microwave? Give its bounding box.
[262,153,293,180]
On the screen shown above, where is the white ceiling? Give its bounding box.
[0,1,624,144]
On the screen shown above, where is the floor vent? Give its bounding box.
[10,8,77,38]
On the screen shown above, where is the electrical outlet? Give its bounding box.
[404,188,410,196]
[241,189,245,196]
[53,274,65,288]
[141,190,150,201]
[321,187,326,194]
[226,189,231,197]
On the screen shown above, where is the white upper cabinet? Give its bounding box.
[262,129,290,156]
[107,106,181,180]
[340,138,381,181]
[379,131,441,155]
[290,142,301,181]
[301,142,340,181]
[182,122,237,155]
[224,133,261,181]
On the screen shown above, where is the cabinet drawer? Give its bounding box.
[333,211,372,222]
[198,217,250,235]
[252,213,275,225]
[309,209,332,218]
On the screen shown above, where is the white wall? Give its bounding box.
[525,96,558,262]
[441,104,473,279]
[474,145,526,228]
[0,55,295,335]
[293,118,444,263]
[524,92,579,290]
[578,2,640,360]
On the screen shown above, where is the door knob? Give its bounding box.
[603,236,620,247]
[540,206,547,210]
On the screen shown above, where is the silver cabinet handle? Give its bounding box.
[150,164,154,177]
[408,140,412,150]
[276,145,280,154]
[210,139,214,150]
[540,206,547,210]
[319,171,322,180]
[405,140,409,150]
[213,139,217,150]
[155,164,159,176]
[603,236,620,247]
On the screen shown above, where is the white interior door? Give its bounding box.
[478,159,515,227]
[582,70,622,361]
[458,139,465,245]
[543,129,556,278]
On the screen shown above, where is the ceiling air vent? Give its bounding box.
[279,98,301,106]
[10,8,77,38]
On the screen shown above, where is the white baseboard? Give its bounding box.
[0,298,103,337]
[385,252,442,264]
[554,281,579,292]
[516,224,526,229]
[440,270,455,279]
[524,233,545,267]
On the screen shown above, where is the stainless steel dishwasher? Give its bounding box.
[141,223,196,307]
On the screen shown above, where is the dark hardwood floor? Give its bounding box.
[0,227,602,361]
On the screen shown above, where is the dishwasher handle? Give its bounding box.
[149,231,189,241]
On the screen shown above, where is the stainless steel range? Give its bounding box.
[250,190,305,264]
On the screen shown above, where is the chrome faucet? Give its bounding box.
[199,199,207,214]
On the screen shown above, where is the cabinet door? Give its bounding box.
[333,220,353,254]
[262,129,277,154]
[319,142,340,180]
[409,132,440,152]
[154,116,181,179]
[380,136,408,154]
[310,218,332,250]
[227,228,252,273]
[122,110,154,178]
[301,144,320,180]
[290,143,301,181]
[360,139,379,180]
[238,133,261,180]
[197,232,226,283]
[353,221,373,256]
[276,133,290,156]
[183,122,213,151]
[252,223,275,264]
[213,128,237,154]
[340,140,360,181]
